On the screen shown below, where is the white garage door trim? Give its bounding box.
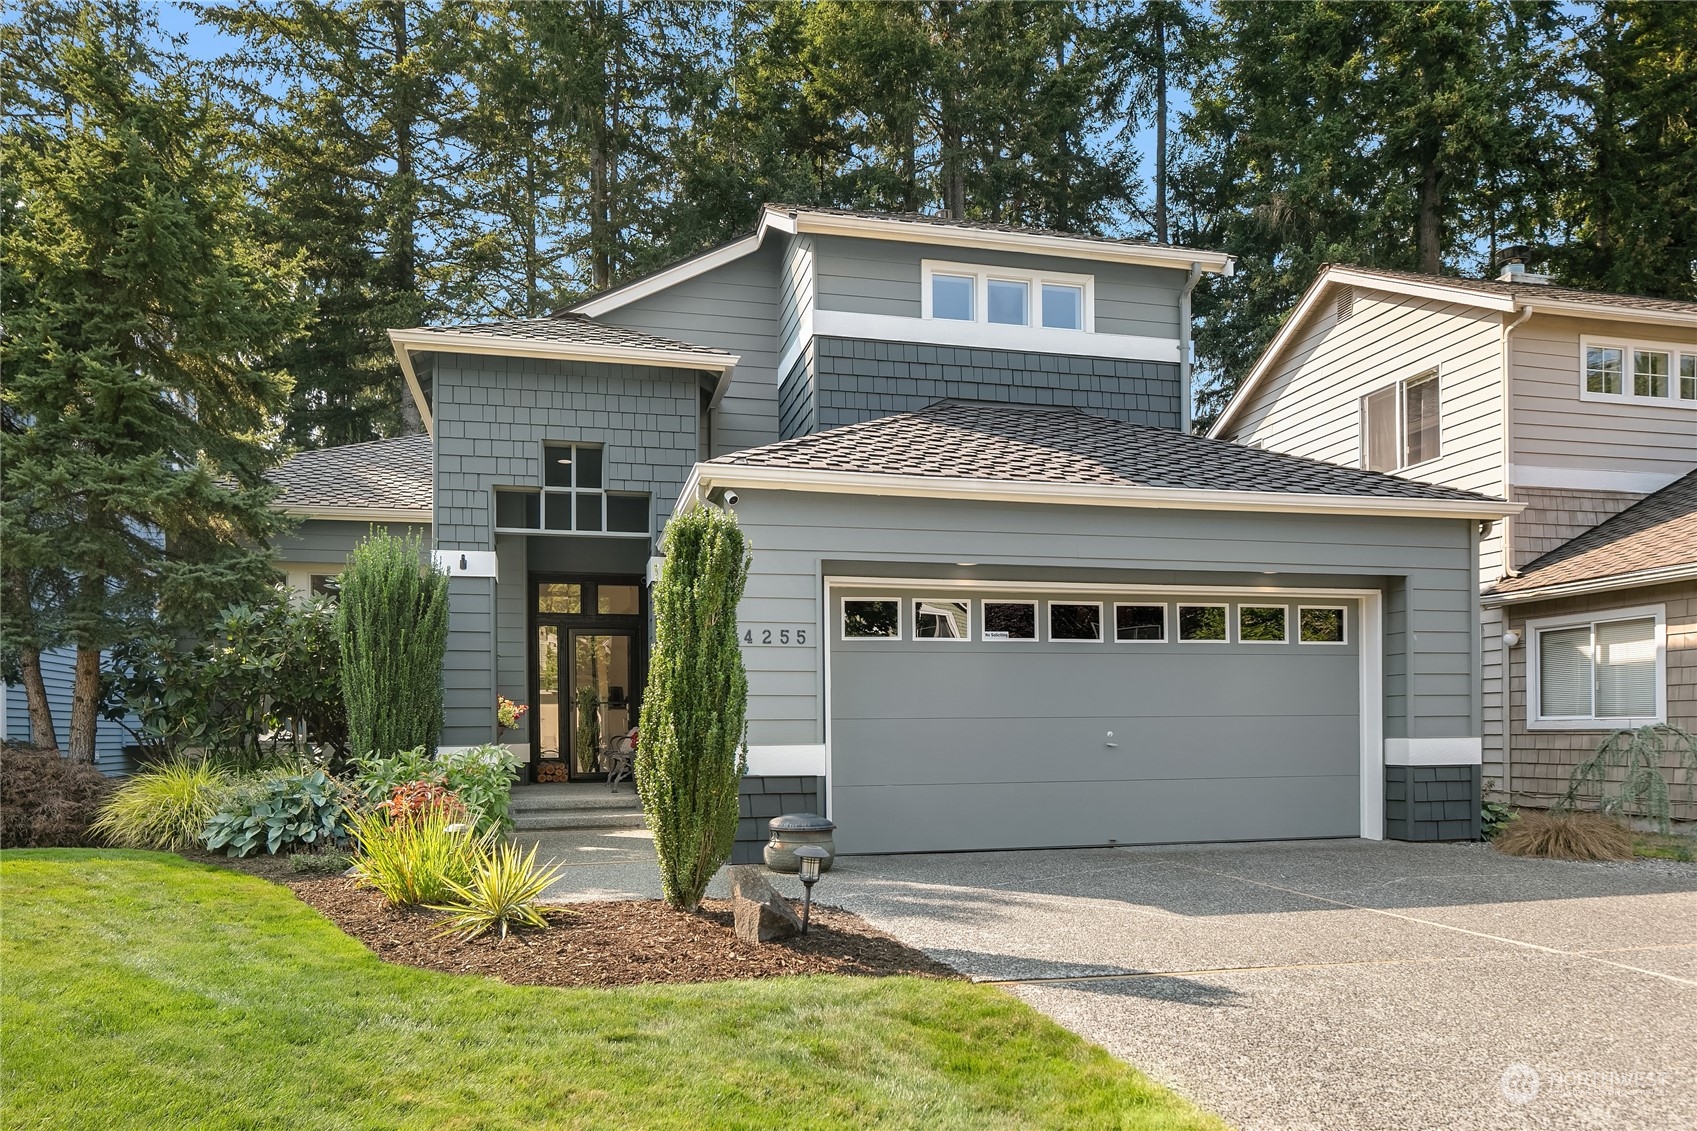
[821,576,1385,843]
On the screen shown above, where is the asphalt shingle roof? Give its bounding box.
[271,434,432,513]
[708,400,1498,503]
[1488,470,1697,595]
[765,202,1204,252]
[408,313,730,356]
[1338,265,1697,318]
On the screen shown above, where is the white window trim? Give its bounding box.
[1579,334,1697,409]
[1176,602,1232,644]
[980,599,1039,642]
[1112,602,1168,643]
[922,259,1095,333]
[912,598,973,642]
[1238,604,1290,644]
[1297,605,1349,646]
[841,596,904,642]
[1525,604,1667,730]
[1359,368,1443,472]
[1047,600,1104,643]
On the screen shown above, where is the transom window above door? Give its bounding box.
[1582,336,1697,407]
[494,442,650,536]
[922,260,1093,332]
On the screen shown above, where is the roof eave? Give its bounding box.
[276,504,432,524]
[683,463,1519,521]
[1482,561,1697,607]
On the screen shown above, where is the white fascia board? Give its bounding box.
[1482,562,1697,607]
[388,328,739,374]
[390,334,435,436]
[812,309,1181,363]
[567,233,766,317]
[277,504,431,524]
[1325,268,1517,313]
[689,463,1522,520]
[786,210,1235,275]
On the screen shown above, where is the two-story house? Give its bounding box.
[269,206,1511,858]
[1212,263,1697,823]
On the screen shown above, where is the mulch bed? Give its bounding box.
[183,849,956,987]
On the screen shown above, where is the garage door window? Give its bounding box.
[982,601,1036,640]
[1239,605,1288,643]
[1178,604,1228,642]
[914,599,970,640]
[1049,602,1102,642]
[1114,604,1166,642]
[843,599,900,639]
[1299,607,1346,644]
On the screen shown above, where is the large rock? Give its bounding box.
[728,864,803,943]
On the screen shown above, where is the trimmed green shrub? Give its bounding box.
[350,744,519,835]
[1,743,114,848]
[348,806,488,906]
[202,768,349,857]
[93,757,232,851]
[335,529,448,758]
[636,503,750,911]
[432,840,567,941]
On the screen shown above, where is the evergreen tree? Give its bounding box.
[334,529,448,758]
[636,504,750,912]
[1,1,304,760]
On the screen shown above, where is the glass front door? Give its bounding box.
[532,577,645,782]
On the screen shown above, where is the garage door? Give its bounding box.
[828,587,1362,854]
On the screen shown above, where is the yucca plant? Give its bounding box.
[92,758,232,851]
[431,840,568,942]
[347,805,488,906]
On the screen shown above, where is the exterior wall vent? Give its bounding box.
[1335,285,1355,323]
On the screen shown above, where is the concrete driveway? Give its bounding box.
[816,839,1697,1131]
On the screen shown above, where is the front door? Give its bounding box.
[532,578,645,782]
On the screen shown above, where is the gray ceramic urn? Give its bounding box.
[764,812,837,873]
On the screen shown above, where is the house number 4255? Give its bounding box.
[741,626,808,646]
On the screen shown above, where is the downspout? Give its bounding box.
[1179,262,1203,433]
[1498,304,1533,579]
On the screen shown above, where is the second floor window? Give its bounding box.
[1361,370,1440,473]
[494,442,650,535]
[1584,336,1697,406]
[923,261,1093,332]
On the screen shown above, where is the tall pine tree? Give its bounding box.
[1,1,305,759]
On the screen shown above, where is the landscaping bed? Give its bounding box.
[290,876,958,986]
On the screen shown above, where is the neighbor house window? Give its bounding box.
[1238,605,1288,643]
[1114,604,1166,642]
[495,443,650,535]
[1361,370,1440,472]
[1531,610,1663,727]
[922,261,1094,332]
[914,599,970,640]
[982,601,1037,640]
[1299,607,1347,644]
[843,599,900,639]
[1177,604,1228,642]
[1582,337,1697,407]
[1049,602,1102,641]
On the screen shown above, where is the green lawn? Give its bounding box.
[1,851,1227,1131]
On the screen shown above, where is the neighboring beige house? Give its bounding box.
[1212,263,1697,814]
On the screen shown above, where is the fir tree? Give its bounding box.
[1,1,305,760]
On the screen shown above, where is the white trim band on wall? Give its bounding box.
[745,744,829,776]
[811,309,1183,364]
[1509,464,1685,495]
[1384,737,1483,766]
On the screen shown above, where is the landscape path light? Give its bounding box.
[793,845,829,934]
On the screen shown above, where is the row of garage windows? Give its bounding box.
[842,598,1348,645]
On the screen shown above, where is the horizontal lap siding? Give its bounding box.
[597,244,784,456]
[1510,315,1697,483]
[731,491,1478,749]
[2,647,131,774]
[809,234,1186,339]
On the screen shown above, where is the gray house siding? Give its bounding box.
[809,234,1188,340]
[594,242,784,457]
[777,348,815,441]
[727,490,1480,750]
[432,352,700,746]
[3,648,132,775]
[274,519,429,566]
[811,338,1181,430]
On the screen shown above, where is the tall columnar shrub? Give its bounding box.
[335,530,449,758]
[637,504,750,911]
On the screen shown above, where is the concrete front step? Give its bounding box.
[510,792,642,814]
[512,811,649,832]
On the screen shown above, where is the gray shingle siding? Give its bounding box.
[777,346,816,440]
[811,337,1182,430]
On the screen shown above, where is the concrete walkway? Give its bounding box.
[521,832,1697,1131]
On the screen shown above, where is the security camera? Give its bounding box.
[722,490,739,506]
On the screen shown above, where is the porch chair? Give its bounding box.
[600,727,638,793]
